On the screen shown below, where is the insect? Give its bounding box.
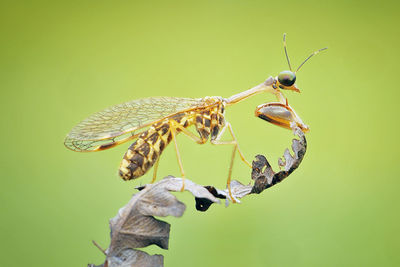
[65,34,326,202]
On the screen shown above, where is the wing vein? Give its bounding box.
[64,97,204,152]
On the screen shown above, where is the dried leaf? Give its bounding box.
[88,249,163,267]
[90,177,219,267]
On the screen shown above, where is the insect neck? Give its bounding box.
[225,77,285,106]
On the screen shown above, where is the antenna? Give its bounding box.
[295,47,328,73]
[283,33,292,71]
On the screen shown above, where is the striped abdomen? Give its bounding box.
[119,121,171,180]
[118,113,191,180]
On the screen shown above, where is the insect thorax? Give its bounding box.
[195,96,226,142]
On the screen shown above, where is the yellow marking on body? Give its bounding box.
[126,149,134,158]
[153,139,161,153]
[180,116,187,125]
[135,138,145,147]
[159,133,169,144]
[146,147,155,162]
[186,114,196,125]
[119,166,130,175]
[119,158,130,175]
[121,158,130,168]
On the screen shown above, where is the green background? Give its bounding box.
[1,0,399,266]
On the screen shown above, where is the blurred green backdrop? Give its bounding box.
[1,0,399,266]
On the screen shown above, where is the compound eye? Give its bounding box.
[278,71,296,87]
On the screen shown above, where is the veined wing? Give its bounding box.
[64,97,204,152]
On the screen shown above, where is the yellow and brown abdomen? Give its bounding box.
[118,121,172,180]
[118,112,193,180]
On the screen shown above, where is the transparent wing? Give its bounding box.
[64,97,203,152]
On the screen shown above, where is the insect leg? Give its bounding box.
[169,121,238,201]
[169,121,186,191]
[210,122,251,203]
[169,120,207,144]
[151,157,160,183]
[226,139,237,202]
[211,123,252,168]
